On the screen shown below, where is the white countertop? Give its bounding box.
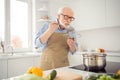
[1,52,120,80]
[75,51,120,57]
[0,51,120,60]
[3,65,97,80]
[0,52,42,59]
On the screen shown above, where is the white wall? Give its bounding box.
[49,0,120,52]
[77,26,120,52]
[49,0,120,31]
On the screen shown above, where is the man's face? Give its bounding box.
[58,10,75,28]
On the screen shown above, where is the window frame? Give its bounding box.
[2,0,33,53]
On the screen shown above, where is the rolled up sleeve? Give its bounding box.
[34,22,49,51]
[35,37,43,48]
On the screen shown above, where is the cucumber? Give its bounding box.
[48,70,57,80]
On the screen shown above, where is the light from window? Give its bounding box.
[0,0,5,41]
[10,0,28,49]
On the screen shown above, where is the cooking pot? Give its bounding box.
[82,53,106,70]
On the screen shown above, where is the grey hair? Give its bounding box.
[57,7,64,14]
[57,6,73,14]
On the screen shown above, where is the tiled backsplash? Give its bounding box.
[76,26,120,52]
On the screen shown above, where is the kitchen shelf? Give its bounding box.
[34,0,50,34]
[39,0,49,2]
[37,19,52,22]
[37,9,48,12]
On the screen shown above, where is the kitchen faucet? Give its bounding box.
[0,41,14,55]
[0,41,5,53]
[7,45,13,55]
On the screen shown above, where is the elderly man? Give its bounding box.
[35,6,78,70]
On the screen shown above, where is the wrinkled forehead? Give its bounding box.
[58,7,74,17]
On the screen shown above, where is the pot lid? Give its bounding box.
[82,53,107,57]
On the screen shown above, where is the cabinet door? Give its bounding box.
[68,54,83,66]
[106,0,120,26]
[33,56,40,67]
[50,0,106,31]
[8,57,33,78]
[0,59,7,80]
[76,0,105,30]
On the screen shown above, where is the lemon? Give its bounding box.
[117,70,120,75]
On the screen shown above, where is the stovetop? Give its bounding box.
[69,62,120,74]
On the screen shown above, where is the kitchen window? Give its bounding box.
[0,0,33,53]
[0,0,5,52]
[0,0,5,41]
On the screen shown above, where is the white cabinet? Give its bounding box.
[33,56,40,67]
[68,54,83,66]
[50,0,120,31]
[33,0,50,34]
[0,55,41,79]
[76,0,106,30]
[0,59,7,80]
[49,0,106,31]
[106,0,120,26]
[7,57,33,78]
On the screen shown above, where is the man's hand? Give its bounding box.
[40,21,58,44]
[48,21,59,33]
[67,38,76,53]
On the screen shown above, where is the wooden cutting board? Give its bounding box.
[44,70,82,80]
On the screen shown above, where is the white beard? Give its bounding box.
[59,21,69,29]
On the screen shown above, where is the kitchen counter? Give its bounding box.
[0,53,41,80]
[0,51,120,60]
[1,52,120,80]
[0,52,42,59]
[75,51,120,57]
[1,51,119,80]
[3,65,96,80]
[3,61,120,80]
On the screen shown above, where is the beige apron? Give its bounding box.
[40,32,69,71]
